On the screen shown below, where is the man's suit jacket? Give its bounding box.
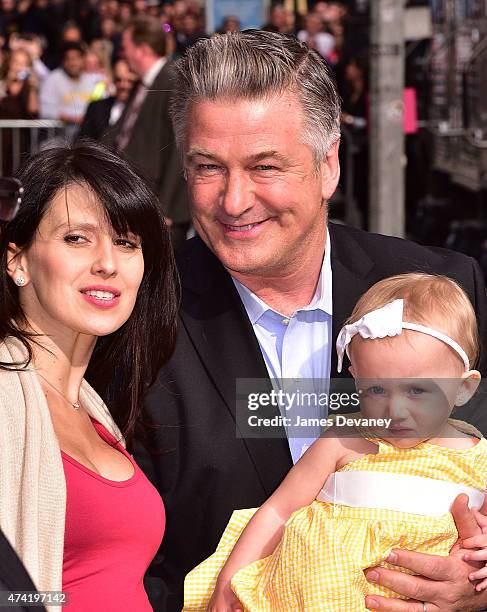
[136,223,487,611]
[0,529,45,612]
[104,62,189,224]
[77,96,115,141]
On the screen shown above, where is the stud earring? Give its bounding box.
[15,276,26,287]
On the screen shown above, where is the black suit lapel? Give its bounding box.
[329,223,375,377]
[180,263,270,413]
[179,240,291,493]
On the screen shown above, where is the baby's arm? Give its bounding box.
[462,507,487,590]
[209,434,347,610]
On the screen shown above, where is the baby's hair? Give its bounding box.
[346,273,479,368]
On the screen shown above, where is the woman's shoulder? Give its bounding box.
[0,338,31,386]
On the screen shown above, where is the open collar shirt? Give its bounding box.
[233,230,333,463]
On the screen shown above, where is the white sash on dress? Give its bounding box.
[316,471,485,516]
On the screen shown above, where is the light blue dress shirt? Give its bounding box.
[233,233,333,463]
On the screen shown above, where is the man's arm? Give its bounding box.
[364,495,487,611]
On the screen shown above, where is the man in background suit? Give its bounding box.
[78,59,136,141]
[135,31,487,611]
[105,15,189,249]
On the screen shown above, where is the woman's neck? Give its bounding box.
[28,325,96,400]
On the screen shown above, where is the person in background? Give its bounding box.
[85,48,110,78]
[0,0,22,43]
[39,42,104,139]
[284,7,297,35]
[0,47,38,175]
[97,15,121,63]
[84,46,112,99]
[133,0,148,16]
[119,1,133,28]
[9,33,50,83]
[175,12,207,56]
[0,48,38,119]
[297,12,335,61]
[90,38,115,75]
[106,15,189,249]
[105,0,121,21]
[262,4,288,34]
[17,0,51,43]
[61,22,83,44]
[147,0,161,18]
[340,52,369,227]
[216,15,240,34]
[79,58,136,141]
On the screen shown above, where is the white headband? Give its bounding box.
[336,299,470,373]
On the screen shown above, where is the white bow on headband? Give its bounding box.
[336,299,470,373]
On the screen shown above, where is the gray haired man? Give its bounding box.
[136,30,487,611]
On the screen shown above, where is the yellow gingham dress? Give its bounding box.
[184,422,487,612]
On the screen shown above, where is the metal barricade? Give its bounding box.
[0,119,66,175]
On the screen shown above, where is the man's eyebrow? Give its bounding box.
[186,148,218,161]
[185,149,288,163]
[244,151,288,164]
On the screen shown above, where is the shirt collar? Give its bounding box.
[233,229,333,324]
[142,57,166,88]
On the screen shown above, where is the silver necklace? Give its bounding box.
[37,372,81,411]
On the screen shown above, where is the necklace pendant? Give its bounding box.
[72,402,80,411]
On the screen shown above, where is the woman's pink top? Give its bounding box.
[61,419,165,611]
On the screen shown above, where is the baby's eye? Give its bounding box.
[367,386,386,396]
[408,387,426,396]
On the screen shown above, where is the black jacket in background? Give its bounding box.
[77,96,115,142]
[0,529,45,612]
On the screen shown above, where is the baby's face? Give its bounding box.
[349,332,466,448]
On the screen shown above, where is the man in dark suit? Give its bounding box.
[78,59,136,141]
[104,15,189,249]
[136,31,487,612]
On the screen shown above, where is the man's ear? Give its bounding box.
[455,370,481,406]
[321,138,340,203]
[6,242,29,285]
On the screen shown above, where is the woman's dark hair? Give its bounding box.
[0,140,179,442]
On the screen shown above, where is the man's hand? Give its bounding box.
[364,494,487,611]
[462,508,487,590]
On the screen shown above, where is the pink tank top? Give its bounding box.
[61,419,165,611]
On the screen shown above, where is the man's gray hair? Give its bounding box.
[170,30,341,165]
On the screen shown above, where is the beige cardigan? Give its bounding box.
[0,336,124,599]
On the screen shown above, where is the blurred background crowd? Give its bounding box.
[0,1,371,145]
[0,0,485,274]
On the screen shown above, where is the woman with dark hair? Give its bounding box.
[0,140,178,610]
